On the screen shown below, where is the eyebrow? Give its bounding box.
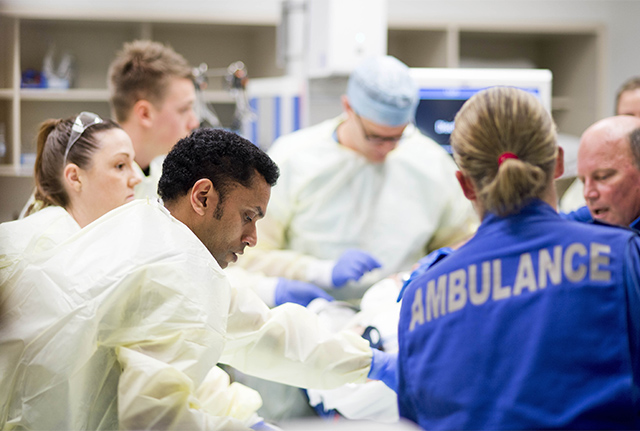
[110,151,133,158]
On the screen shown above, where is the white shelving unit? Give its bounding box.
[0,5,605,221]
[0,11,605,175]
[0,13,283,175]
[388,22,605,138]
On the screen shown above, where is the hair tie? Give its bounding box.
[498,152,518,166]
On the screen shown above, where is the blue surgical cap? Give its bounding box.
[346,56,419,127]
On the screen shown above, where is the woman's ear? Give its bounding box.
[63,163,83,193]
[341,95,353,116]
[456,170,477,201]
[554,146,565,179]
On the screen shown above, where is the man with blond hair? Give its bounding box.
[108,40,200,198]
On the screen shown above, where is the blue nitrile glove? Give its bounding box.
[251,420,282,430]
[331,249,382,288]
[274,278,334,307]
[397,247,453,302]
[368,348,398,392]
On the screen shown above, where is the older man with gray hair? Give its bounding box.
[576,115,640,230]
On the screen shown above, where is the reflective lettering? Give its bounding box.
[426,274,447,321]
[406,241,613,327]
[564,243,587,282]
[492,259,511,300]
[539,246,562,289]
[448,269,467,313]
[468,262,491,305]
[409,288,424,331]
[590,243,611,281]
[513,252,537,295]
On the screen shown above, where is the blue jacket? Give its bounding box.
[561,205,640,232]
[398,200,640,430]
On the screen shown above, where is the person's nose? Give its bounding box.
[187,108,200,131]
[582,178,599,202]
[242,224,258,248]
[130,168,143,188]
[377,141,398,158]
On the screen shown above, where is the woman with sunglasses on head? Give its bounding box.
[1,112,141,272]
[396,86,640,430]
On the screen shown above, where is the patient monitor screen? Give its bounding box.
[410,68,552,154]
[414,87,542,154]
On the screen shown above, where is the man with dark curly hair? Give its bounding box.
[1,128,396,431]
[108,40,330,310]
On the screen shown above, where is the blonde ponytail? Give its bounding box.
[451,87,557,216]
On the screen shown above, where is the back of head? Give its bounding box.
[615,76,640,113]
[451,86,558,217]
[346,55,418,126]
[108,40,193,123]
[158,128,279,204]
[630,128,640,170]
[32,114,121,213]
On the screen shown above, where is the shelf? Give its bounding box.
[552,96,572,111]
[0,164,33,177]
[1,3,280,26]
[12,88,241,104]
[201,90,235,104]
[20,88,109,101]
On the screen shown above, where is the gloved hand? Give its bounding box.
[397,247,453,301]
[331,249,382,288]
[367,348,398,392]
[251,420,283,431]
[274,278,334,307]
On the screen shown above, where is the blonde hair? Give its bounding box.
[108,40,193,123]
[451,86,558,216]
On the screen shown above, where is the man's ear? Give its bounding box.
[456,170,477,201]
[189,178,218,216]
[132,99,154,129]
[340,95,353,116]
[554,146,565,179]
[63,163,83,193]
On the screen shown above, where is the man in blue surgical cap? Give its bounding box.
[235,55,477,302]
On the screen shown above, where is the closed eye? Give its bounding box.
[244,211,258,223]
[594,172,613,181]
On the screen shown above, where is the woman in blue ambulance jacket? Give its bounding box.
[397,86,640,430]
